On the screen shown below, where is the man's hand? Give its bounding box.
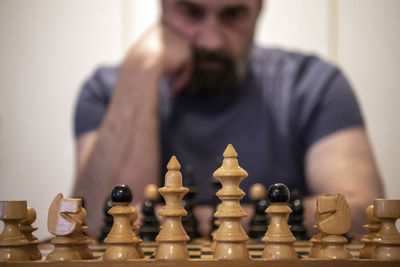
[74,24,195,235]
[123,24,193,95]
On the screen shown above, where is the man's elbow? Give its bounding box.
[345,188,382,235]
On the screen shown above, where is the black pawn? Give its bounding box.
[98,185,133,243]
[139,185,160,242]
[249,184,269,240]
[98,196,114,243]
[288,190,309,240]
[267,183,290,203]
[181,164,201,239]
[111,184,133,203]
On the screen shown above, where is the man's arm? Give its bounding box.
[73,26,192,235]
[303,126,384,235]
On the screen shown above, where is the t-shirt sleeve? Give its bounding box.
[297,64,364,148]
[74,67,116,137]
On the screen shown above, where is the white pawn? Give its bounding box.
[20,207,42,260]
[373,199,400,260]
[308,225,323,258]
[0,201,31,262]
[359,205,381,259]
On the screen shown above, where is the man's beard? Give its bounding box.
[183,48,245,96]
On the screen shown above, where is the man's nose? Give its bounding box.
[195,16,225,52]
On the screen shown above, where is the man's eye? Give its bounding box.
[178,4,205,21]
[220,7,248,22]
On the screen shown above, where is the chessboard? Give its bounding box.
[2,148,400,266]
[3,239,400,267]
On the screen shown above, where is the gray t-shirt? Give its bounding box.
[75,47,363,204]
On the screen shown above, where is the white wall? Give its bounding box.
[0,0,399,239]
[336,0,400,198]
[257,0,333,58]
[0,0,123,239]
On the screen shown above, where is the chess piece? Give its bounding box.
[249,183,269,240]
[373,199,400,260]
[308,225,323,258]
[19,207,42,260]
[209,176,221,235]
[210,203,221,251]
[0,201,30,262]
[182,165,201,239]
[209,157,222,236]
[98,196,114,243]
[288,190,309,240]
[261,183,297,260]
[103,185,143,261]
[70,207,93,259]
[139,184,160,242]
[213,144,250,260]
[155,156,190,260]
[47,194,83,261]
[129,209,145,258]
[315,194,352,259]
[359,205,381,259]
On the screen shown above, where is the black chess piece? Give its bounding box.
[139,184,160,241]
[249,183,269,240]
[181,164,201,239]
[288,189,309,240]
[262,183,298,260]
[111,184,133,202]
[98,196,114,243]
[268,183,290,203]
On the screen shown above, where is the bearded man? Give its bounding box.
[73,0,383,236]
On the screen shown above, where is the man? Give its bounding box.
[73,0,383,236]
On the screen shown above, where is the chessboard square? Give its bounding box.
[295,241,311,247]
[190,255,201,259]
[201,246,213,254]
[142,247,156,252]
[247,244,264,251]
[346,244,362,251]
[200,254,214,259]
[141,242,157,248]
[92,254,102,260]
[295,247,309,253]
[297,251,308,256]
[249,250,263,258]
[189,250,201,256]
[251,254,262,259]
[188,244,201,251]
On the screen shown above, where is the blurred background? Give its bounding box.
[0,0,399,239]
